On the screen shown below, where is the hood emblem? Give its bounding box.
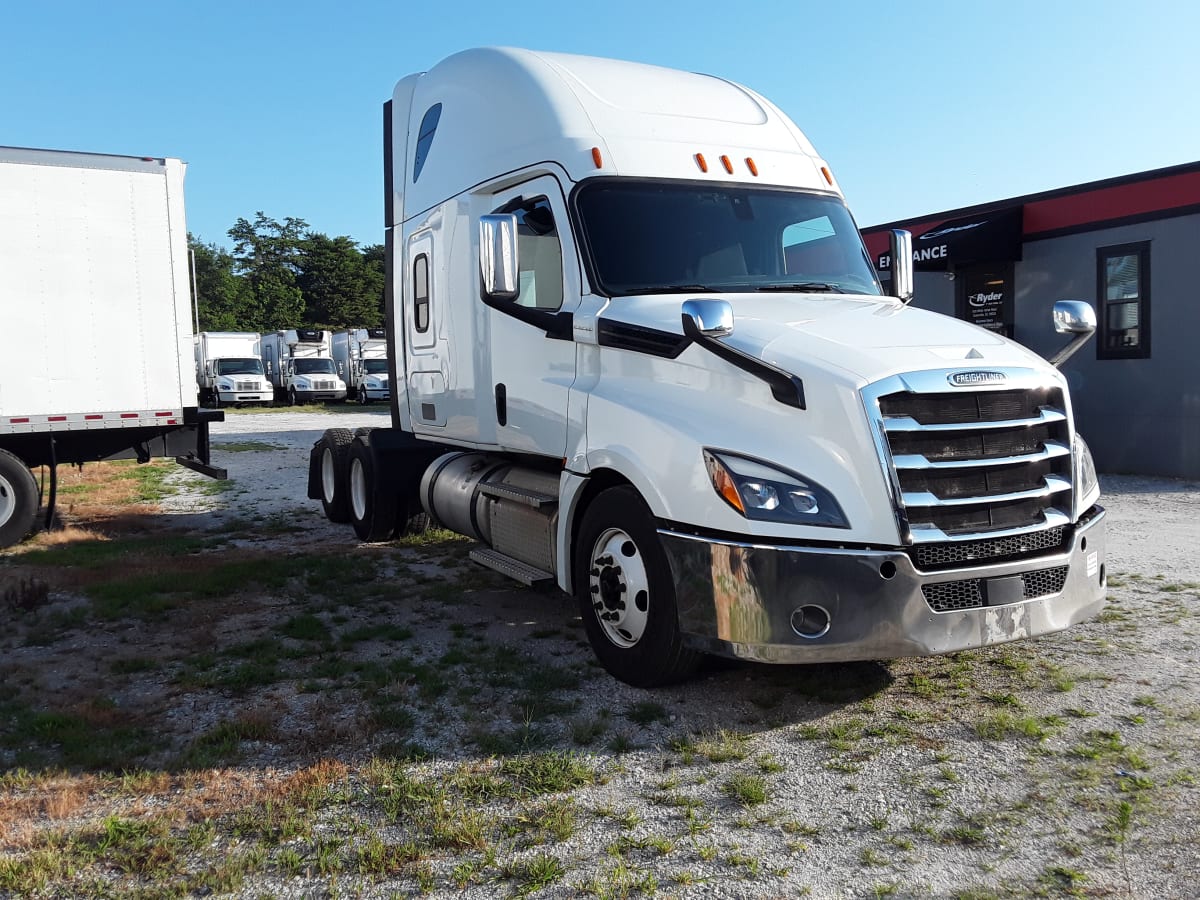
[949,371,1006,387]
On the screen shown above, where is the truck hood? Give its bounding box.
[617,292,1051,385]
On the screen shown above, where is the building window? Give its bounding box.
[1097,242,1150,359]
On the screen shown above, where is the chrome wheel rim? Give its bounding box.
[588,527,650,648]
[321,447,337,503]
[0,474,14,528]
[350,457,368,521]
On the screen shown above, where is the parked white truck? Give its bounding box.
[309,49,1107,686]
[194,332,273,407]
[261,329,347,405]
[331,328,391,405]
[0,146,224,549]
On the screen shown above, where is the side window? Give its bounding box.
[413,104,442,184]
[497,198,563,311]
[413,253,430,332]
[1097,242,1150,359]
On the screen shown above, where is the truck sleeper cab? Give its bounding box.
[310,48,1106,686]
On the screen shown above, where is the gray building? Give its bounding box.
[862,161,1200,479]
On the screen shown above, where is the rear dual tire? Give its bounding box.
[317,429,354,523]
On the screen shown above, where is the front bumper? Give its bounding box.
[661,508,1106,663]
[217,390,273,404]
[294,390,347,403]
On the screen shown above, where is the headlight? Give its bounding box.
[1073,435,1100,516]
[293,378,310,388]
[703,450,849,528]
[216,380,233,390]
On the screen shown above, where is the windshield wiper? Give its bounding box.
[619,284,717,295]
[755,282,846,293]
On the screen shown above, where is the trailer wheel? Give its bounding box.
[357,386,370,405]
[575,486,701,687]
[0,449,39,549]
[348,435,397,542]
[316,429,354,523]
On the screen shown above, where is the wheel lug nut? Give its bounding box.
[590,568,600,576]
[590,585,599,593]
[617,584,626,593]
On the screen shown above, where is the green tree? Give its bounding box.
[189,234,253,331]
[228,213,308,330]
[361,243,387,324]
[297,233,382,328]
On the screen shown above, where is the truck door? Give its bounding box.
[486,176,580,457]
[405,229,449,427]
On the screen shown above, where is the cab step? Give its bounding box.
[477,482,558,509]
[468,546,555,586]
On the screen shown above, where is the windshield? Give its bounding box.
[215,358,263,376]
[362,359,389,374]
[294,358,336,375]
[575,181,882,297]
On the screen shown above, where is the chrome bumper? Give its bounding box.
[660,508,1106,663]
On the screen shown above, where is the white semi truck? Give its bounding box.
[309,49,1107,686]
[0,147,224,549]
[194,332,273,407]
[331,328,391,405]
[261,329,347,405]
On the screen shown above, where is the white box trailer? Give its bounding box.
[331,328,390,404]
[0,147,223,548]
[309,49,1107,686]
[194,331,273,406]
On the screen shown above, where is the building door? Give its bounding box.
[957,263,1015,339]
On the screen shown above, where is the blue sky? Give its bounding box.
[5,1,1197,248]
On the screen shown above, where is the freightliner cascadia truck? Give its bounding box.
[0,147,224,549]
[309,49,1106,686]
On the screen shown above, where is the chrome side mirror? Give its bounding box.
[1049,300,1097,368]
[681,298,734,337]
[1053,300,1097,335]
[888,229,913,304]
[479,214,519,301]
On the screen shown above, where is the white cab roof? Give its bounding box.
[391,48,838,223]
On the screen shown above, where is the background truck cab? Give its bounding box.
[261,329,347,405]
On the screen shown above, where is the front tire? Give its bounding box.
[348,435,397,542]
[575,486,701,687]
[357,386,369,405]
[0,449,39,549]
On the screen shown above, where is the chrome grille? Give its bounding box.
[866,372,1074,542]
[311,380,336,391]
[235,380,258,391]
[923,566,1070,612]
[912,526,1068,571]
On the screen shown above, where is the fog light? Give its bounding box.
[790,605,831,639]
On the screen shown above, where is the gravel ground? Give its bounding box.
[6,409,1198,898]
[177,411,1200,898]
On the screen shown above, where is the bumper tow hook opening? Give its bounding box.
[790,605,831,640]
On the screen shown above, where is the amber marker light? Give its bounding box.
[695,153,708,173]
[591,147,603,169]
[704,450,746,514]
[746,157,758,176]
[821,165,834,186]
[720,155,734,174]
